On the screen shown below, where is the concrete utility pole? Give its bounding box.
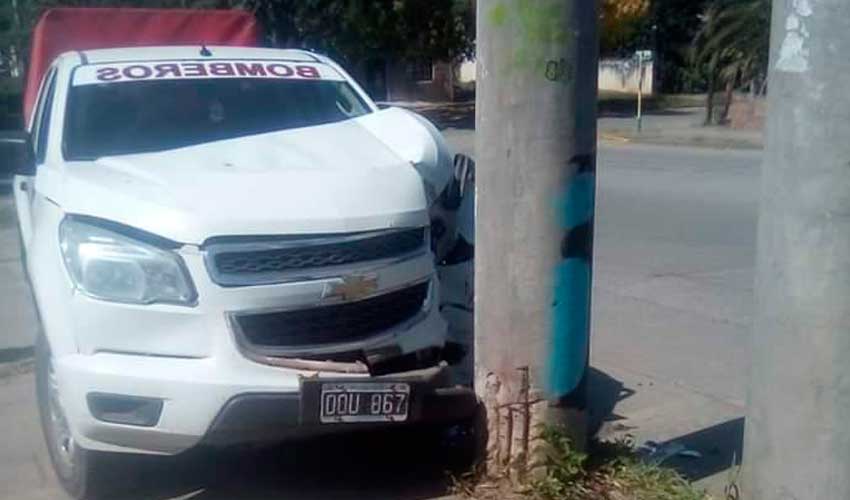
[744,1,850,498]
[475,0,598,477]
[636,53,644,132]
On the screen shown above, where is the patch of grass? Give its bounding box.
[454,426,713,500]
[531,427,712,500]
[598,92,719,117]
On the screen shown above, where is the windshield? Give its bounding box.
[64,78,371,160]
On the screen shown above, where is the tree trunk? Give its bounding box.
[720,79,735,124]
[704,57,717,126]
[704,82,716,126]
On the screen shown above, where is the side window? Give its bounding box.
[334,83,369,118]
[34,70,58,165]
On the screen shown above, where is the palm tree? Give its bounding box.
[693,0,771,125]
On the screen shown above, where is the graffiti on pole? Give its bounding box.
[548,153,595,401]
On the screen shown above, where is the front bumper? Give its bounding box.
[204,365,477,446]
[56,348,476,455]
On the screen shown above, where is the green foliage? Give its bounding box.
[0,0,474,77]
[653,0,712,93]
[693,0,770,87]
[599,456,709,500]
[599,0,652,58]
[247,0,474,66]
[599,0,714,92]
[530,427,711,500]
[690,0,770,124]
[533,426,589,498]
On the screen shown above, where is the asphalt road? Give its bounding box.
[590,143,758,462]
[0,138,762,498]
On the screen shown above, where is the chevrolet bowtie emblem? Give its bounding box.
[323,274,379,302]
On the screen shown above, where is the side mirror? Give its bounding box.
[434,154,475,265]
[0,131,35,177]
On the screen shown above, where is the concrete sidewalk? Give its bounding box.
[396,101,764,151]
[0,194,38,352]
[599,108,764,150]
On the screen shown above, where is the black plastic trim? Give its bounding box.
[202,382,477,446]
[87,392,164,427]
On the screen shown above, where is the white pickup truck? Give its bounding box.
[1,45,476,499]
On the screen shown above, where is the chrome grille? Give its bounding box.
[204,228,426,287]
[233,282,430,350]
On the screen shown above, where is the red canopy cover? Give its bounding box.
[24,7,260,126]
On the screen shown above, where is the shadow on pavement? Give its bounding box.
[100,428,461,500]
[656,417,745,482]
[584,368,744,484]
[0,346,33,363]
[587,366,634,437]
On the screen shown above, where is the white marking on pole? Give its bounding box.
[776,0,814,73]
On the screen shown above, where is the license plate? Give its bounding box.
[319,382,410,423]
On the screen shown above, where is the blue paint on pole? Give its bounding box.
[549,258,591,397]
[547,160,595,400]
[560,172,595,229]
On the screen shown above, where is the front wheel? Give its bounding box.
[431,402,487,473]
[35,335,113,499]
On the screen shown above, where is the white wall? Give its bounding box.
[458,59,476,83]
[598,58,654,95]
[455,57,655,95]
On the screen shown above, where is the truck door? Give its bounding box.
[14,67,57,251]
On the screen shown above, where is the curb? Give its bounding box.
[599,133,632,144]
[599,131,763,151]
[0,358,34,380]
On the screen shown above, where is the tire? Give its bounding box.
[433,403,487,473]
[35,335,114,499]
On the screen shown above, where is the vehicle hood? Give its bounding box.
[45,108,451,244]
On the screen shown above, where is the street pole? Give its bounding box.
[635,51,651,133]
[475,0,598,478]
[744,1,850,498]
[636,55,643,133]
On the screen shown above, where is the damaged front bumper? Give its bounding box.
[55,277,475,456]
[203,363,478,447]
[56,348,476,455]
[50,222,478,455]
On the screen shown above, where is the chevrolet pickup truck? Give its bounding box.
[1,43,476,499]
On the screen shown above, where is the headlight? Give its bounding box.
[59,217,197,305]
